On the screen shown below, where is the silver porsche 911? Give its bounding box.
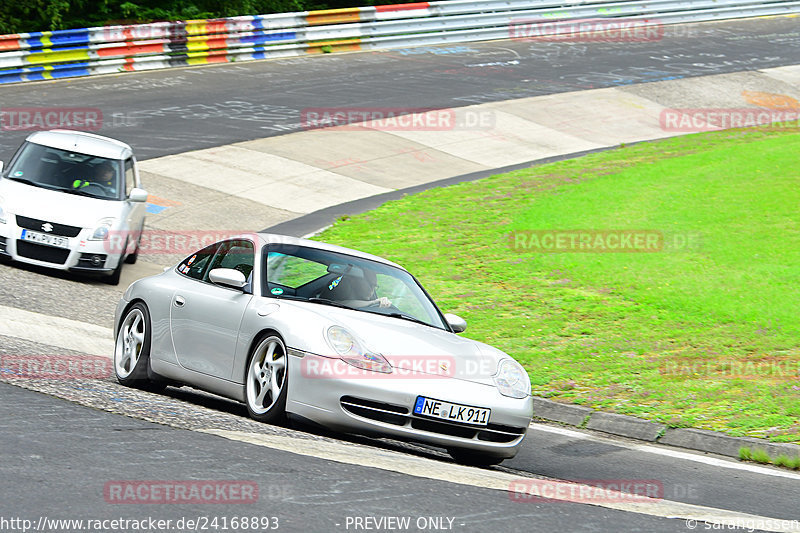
[114,233,533,464]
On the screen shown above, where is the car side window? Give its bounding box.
[124,158,135,196]
[176,243,218,280]
[203,239,255,283]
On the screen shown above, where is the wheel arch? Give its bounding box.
[115,298,148,338]
[240,328,286,383]
[118,298,148,326]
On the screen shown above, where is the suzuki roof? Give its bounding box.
[25,130,133,160]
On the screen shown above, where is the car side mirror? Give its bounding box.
[209,268,247,289]
[128,188,148,202]
[444,313,467,333]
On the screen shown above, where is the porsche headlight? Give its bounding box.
[326,326,392,374]
[89,217,115,241]
[493,359,531,399]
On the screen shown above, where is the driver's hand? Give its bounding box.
[376,297,392,308]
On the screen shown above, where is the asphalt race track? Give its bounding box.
[0,16,798,161]
[1,15,800,533]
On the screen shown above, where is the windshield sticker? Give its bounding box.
[187,254,196,265]
[270,287,284,295]
[12,171,23,177]
[328,275,342,291]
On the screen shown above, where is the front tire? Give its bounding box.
[125,230,141,264]
[105,240,126,285]
[105,258,123,285]
[245,334,288,423]
[114,303,159,388]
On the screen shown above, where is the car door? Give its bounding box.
[169,238,255,380]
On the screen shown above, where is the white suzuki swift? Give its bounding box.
[0,130,148,285]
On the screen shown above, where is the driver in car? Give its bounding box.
[330,268,393,308]
[72,162,117,192]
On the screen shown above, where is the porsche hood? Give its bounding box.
[281,300,505,383]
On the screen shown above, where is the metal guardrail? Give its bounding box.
[0,0,798,84]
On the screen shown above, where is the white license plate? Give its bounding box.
[21,229,69,249]
[413,396,490,426]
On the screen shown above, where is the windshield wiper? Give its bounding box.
[386,312,430,327]
[307,297,353,310]
[49,186,100,198]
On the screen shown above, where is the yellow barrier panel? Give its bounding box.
[306,8,362,26]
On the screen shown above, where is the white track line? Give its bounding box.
[204,429,800,532]
[0,304,113,357]
[532,424,800,481]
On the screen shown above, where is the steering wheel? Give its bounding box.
[77,181,112,194]
[364,299,401,312]
[364,298,386,308]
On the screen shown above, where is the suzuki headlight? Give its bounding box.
[493,359,531,399]
[326,326,392,373]
[89,217,115,241]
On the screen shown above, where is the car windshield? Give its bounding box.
[4,141,122,200]
[265,244,447,330]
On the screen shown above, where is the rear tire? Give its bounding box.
[245,334,288,424]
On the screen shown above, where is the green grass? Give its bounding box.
[315,127,800,443]
[739,446,800,470]
[751,448,773,464]
[738,447,752,461]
